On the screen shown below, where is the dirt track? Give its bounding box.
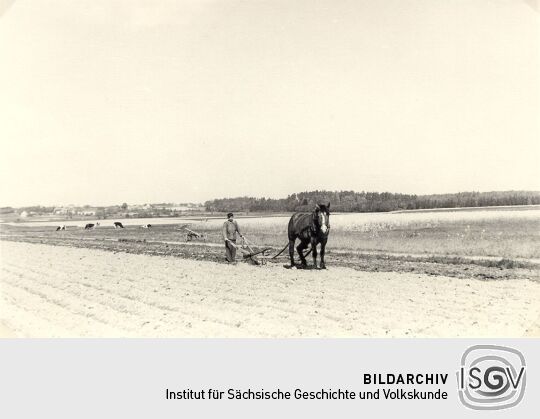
[1,241,539,337]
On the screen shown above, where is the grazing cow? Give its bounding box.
[84,222,100,230]
[141,224,152,228]
[287,203,330,269]
[113,222,124,229]
[55,225,66,231]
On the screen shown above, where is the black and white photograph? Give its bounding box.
[1,0,539,340]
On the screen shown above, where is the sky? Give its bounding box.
[0,0,539,206]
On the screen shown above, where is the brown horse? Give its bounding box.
[287,203,330,269]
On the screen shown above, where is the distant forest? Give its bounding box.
[204,190,540,213]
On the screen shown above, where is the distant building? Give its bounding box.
[54,205,77,215]
[170,204,205,211]
[78,210,97,216]
[19,211,29,218]
[171,206,194,211]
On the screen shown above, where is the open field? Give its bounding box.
[1,207,539,279]
[1,241,539,338]
[1,207,539,337]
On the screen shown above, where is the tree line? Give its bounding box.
[204,190,540,213]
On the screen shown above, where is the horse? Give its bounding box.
[287,203,330,269]
[55,225,66,231]
[113,222,124,229]
[84,222,100,230]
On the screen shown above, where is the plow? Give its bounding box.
[229,236,312,266]
[177,225,207,242]
[228,236,274,265]
[177,226,312,267]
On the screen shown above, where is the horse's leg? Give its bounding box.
[320,239,327,269]
[288,239,296,267]
[311,237,318,269]
[297,240,308,268]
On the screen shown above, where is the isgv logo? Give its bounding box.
[457,345,526,410]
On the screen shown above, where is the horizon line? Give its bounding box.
[3,189,540,209]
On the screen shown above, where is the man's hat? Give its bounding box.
[227,212,234,217]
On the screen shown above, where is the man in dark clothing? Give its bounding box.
[223,212,243,263]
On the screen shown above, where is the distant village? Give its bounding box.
[0,203,206,221]
[2,190,539,222]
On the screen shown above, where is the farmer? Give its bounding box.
[223,212,243,263]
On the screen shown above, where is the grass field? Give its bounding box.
[212,213,540,260]
[1,206,539,279]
